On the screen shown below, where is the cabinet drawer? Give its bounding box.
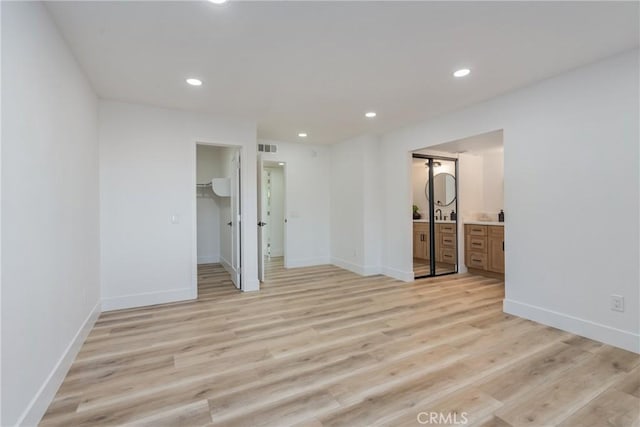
[441,234,456,248]
[489,226,504,237]
[440,248,456,264]
[438,224,456,234]
[465,225,487,236]
[466,251,487,269]
[466,236,487,252]
[413,223,430,233]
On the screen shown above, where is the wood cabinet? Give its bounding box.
[413,222,457,269]
[413,223,430,260]
[435,223,456,266]
[464,224,504,276]
[488,226,505,274]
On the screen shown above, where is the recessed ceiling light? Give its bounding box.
[453,68,471,78]
[365,112,377,118]
[278,162,285,166]
[298,133,307,138]
[208,0,227,4]
[186,78,203,86]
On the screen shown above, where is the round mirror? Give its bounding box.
[425,173,456,207]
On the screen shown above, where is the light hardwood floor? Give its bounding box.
[413,258,456,278]
[41,259,640,426]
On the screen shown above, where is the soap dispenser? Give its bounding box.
[498,210,505,222]
[450,210,457,221]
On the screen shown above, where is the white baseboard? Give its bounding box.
[18,301,101,426]
[285,257,331,268]
[197,254,219,264]
[219,256,242,290]
[330,257,381,276]
[102,287,196,311]
[219,256,234,275]
[382,265,414,282]
[504,298,640,354]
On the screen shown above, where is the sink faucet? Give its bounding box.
[435,208,442,221]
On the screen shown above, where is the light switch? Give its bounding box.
[170,215,180,224]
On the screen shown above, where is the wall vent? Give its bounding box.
[258,143,278,153]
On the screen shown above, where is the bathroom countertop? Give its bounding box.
[464,221,504,226]
[413,219,456,223]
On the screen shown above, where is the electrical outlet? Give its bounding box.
[611,295,624,312]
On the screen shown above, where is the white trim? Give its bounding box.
[197,254,220,264]
[102,288,196,312]
[504,298,640,354]
[269,248,284,257]
[382,265,415,282]
[17,301,101,426]
[286,256,331,268]
[330,257,381,276]
[362,265,382,276]
[220,255,235,276]
[242,278,260,292]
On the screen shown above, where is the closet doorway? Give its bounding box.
[411,154,459,278]
[195,144,243,291]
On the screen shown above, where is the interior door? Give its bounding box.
[257,155,265,282]
[230,149,242,289]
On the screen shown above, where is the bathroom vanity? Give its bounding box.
[412,221,457,267]
[464,222,504,277]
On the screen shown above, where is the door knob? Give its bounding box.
[258,221,267,227]
[227,222,232,226]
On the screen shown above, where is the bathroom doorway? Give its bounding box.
[257,158,286,281]
[412,130,505,281]
[411,154,459,278]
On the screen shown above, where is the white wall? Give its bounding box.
[458,153,484,224]
[196,145,226,264]
[259,140,331,267]
[1,3,101,425]
[330,135,383,276]
[99,100,258,310]
[481,149,504,215]
[378,50,639,352]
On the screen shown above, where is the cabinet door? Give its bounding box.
[488,235,505,273]
[413,230,429,259]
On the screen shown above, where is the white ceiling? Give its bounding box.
[425,129,504,154]
[46,1,639,145]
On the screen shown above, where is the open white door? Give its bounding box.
[257,155,265,282]
[230,149,242,289]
